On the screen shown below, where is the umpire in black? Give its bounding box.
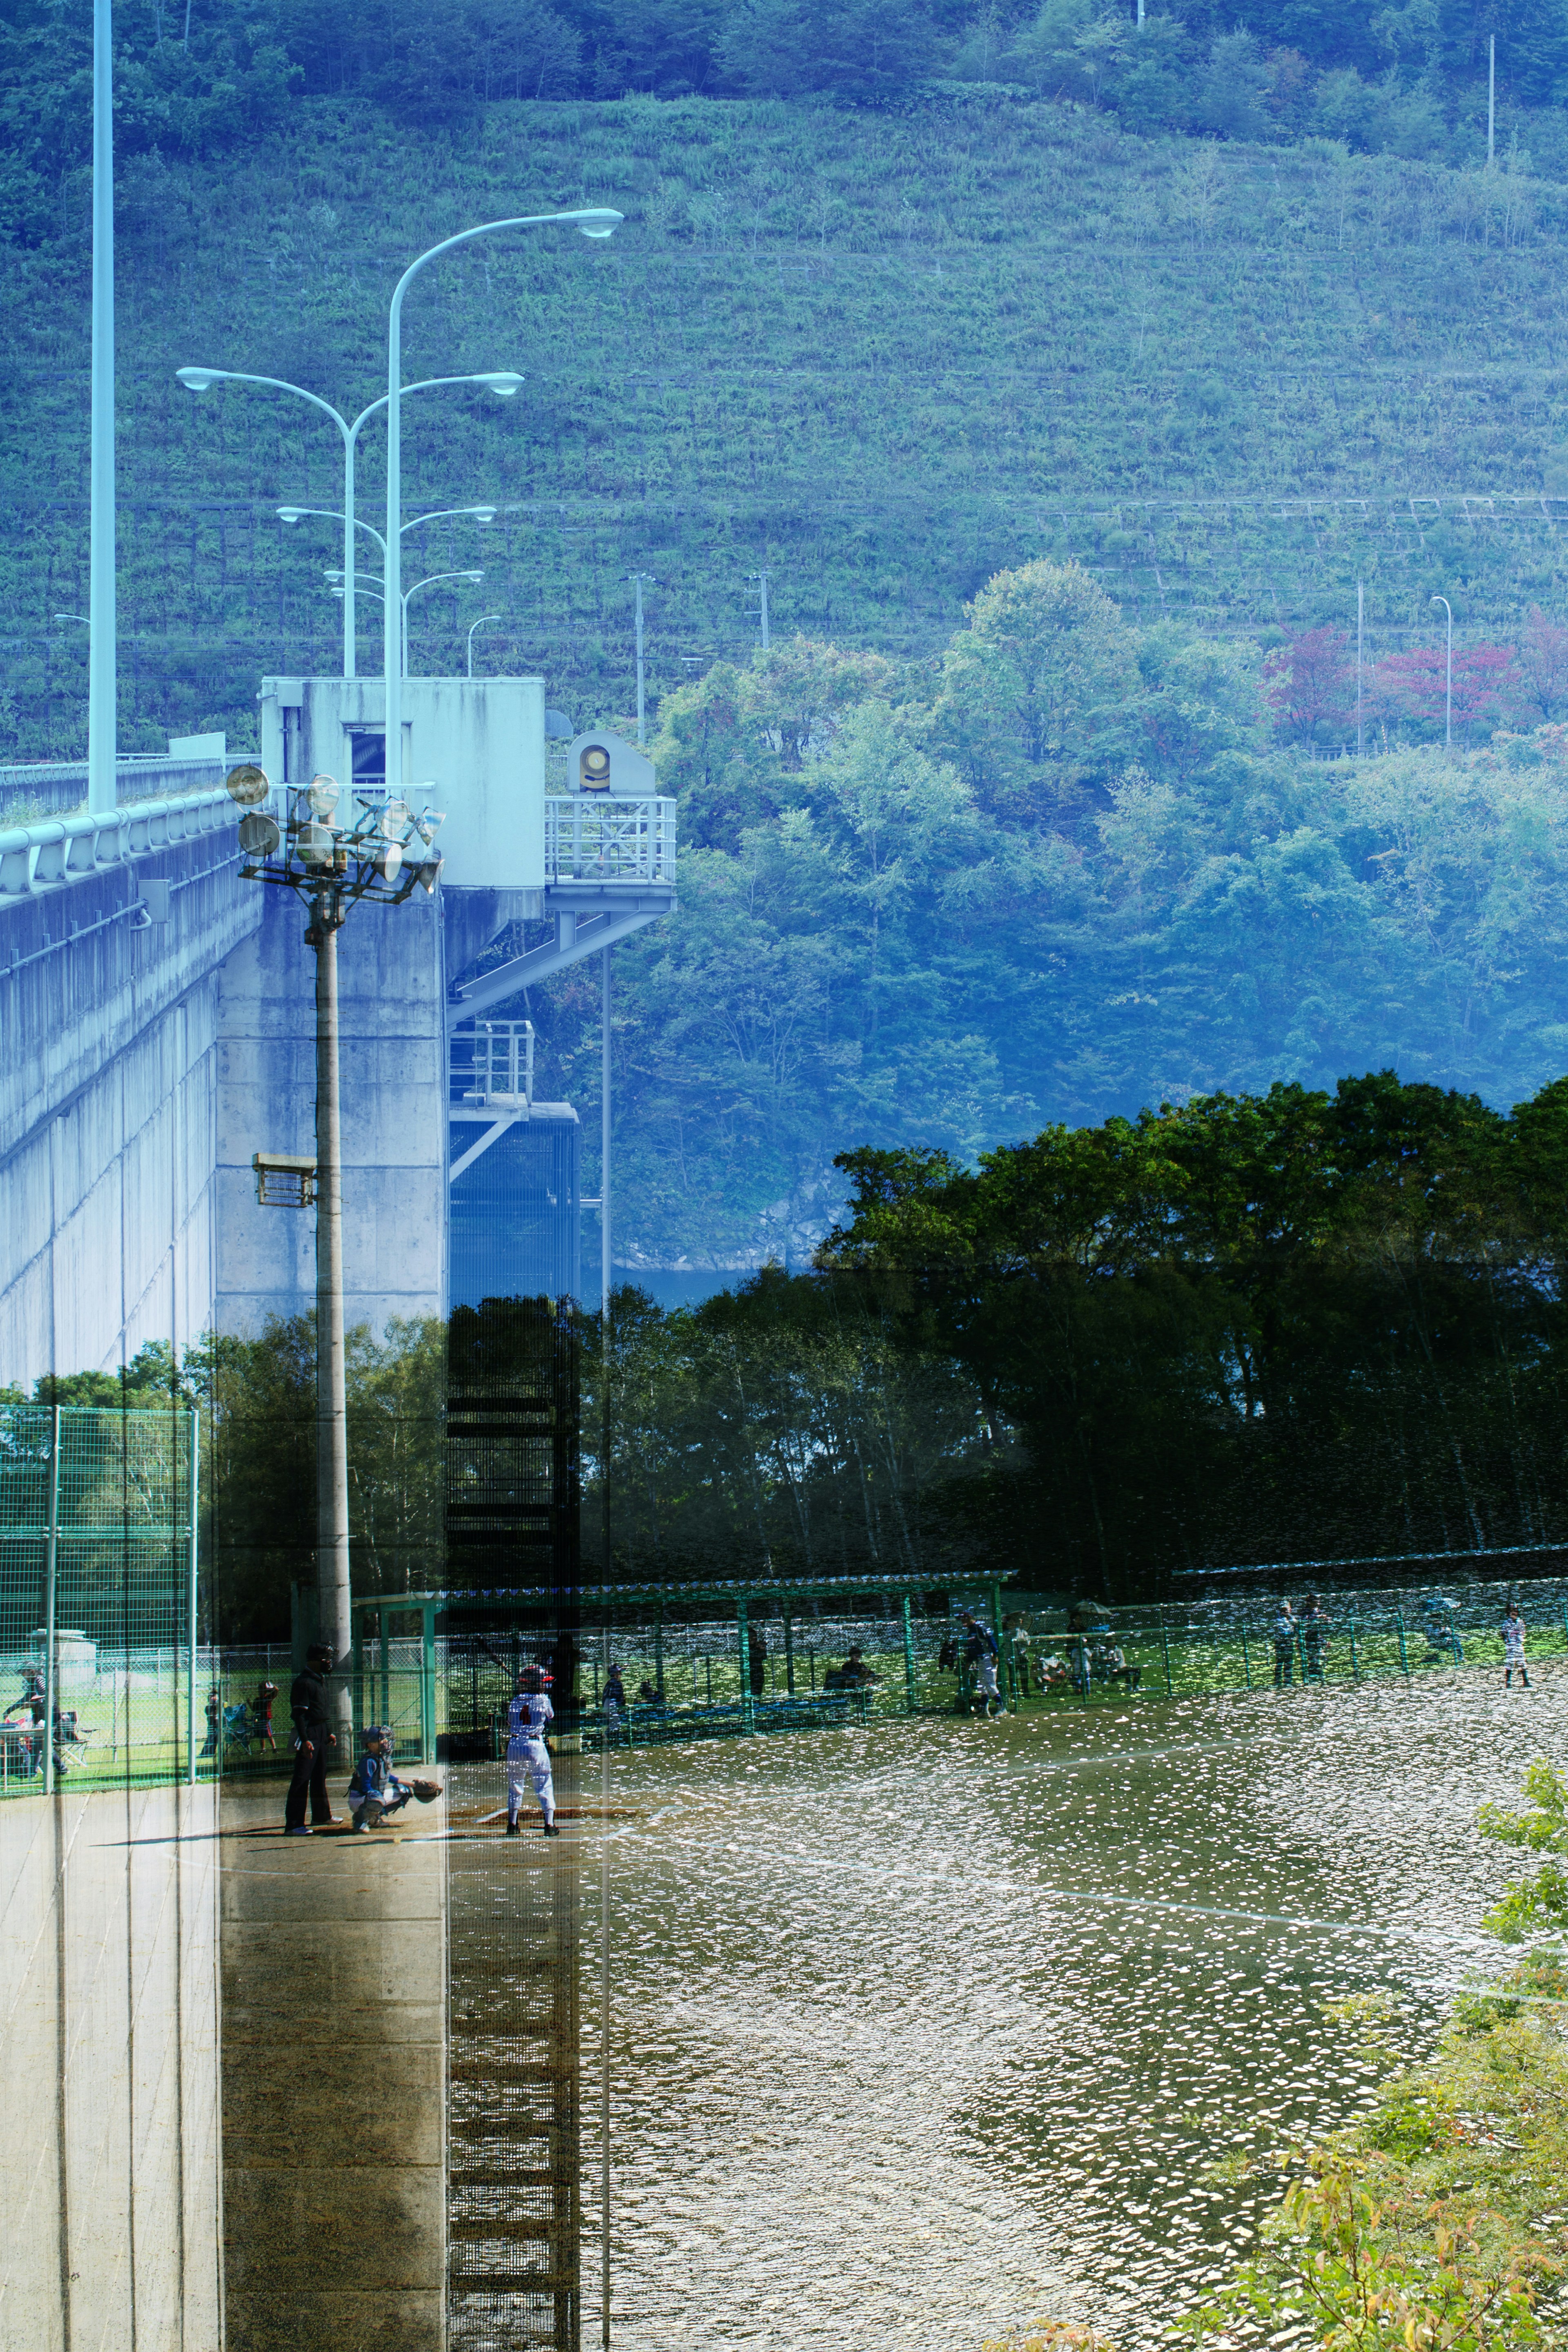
[284,1642,338,1833]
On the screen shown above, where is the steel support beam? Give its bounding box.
[448,898,671,1031]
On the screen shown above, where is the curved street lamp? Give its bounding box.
[175,368,521,675]
[383,209,620,782]
[278,505,493,674]
[467,614,502,677]
[1430,594,1453,751]
[325,568,485,677]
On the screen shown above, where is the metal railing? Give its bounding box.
[544,795,675,886]
[0,753,228,822]
[0,783,252,906]
[451,1018,535,1106]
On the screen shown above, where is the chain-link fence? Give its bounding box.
[0,1403,201,1794]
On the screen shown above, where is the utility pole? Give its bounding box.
[227,765,445,1737]
[1488,34,1496,166]
[87,0,115,817]
[748,569,771,654]
[627,572,655,746]
[1356,579,1364,757]
[600,949,612,1320]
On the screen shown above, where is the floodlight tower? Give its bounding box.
[222,760,445,1730]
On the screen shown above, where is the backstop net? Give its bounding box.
[0,1402,201,1794]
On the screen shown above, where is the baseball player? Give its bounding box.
[506,1666,559,1836]
[348,1726,415,1829]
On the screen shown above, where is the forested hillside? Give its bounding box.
[10,53,1568,1263]
[7,92,1568,763]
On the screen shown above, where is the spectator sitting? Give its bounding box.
[825,1645,878,1692]
[636,1679,660,1704]
[16,1697,72,1780]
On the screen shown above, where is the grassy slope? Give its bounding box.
[5,96,1568,757]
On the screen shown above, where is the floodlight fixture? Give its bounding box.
[306,774,341,818]
[575,210,623,239]
[224,762,271,807]
[176,367,220,393]
[474,373,525,396]
[238,811,281,856]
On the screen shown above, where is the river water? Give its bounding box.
[581,1671,1560,2349]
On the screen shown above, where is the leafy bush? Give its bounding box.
[1183,2151,1543,2349]
[1480,1762,1568,1945]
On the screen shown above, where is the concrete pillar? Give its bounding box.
[220,1786,446,2351]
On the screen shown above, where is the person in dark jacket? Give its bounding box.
[284,1643,338,1833]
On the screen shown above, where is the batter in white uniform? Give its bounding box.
[506,1666,559,1836]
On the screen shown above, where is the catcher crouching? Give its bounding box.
[348,1724,441,1829]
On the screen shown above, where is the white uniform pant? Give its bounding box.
[976,1658,1002,1706]
[508,1740,555,1824]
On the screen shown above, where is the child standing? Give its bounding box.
[252,1680,279,1752]
[1500,1604,1530,1689]
[507,1666,559,1837]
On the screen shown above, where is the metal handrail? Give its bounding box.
[0,784,247,905]
[544,794,675,886]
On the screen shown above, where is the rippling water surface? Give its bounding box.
[579,1671,1562,2348]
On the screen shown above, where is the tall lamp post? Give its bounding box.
[383,209,621,786]
[1431,594,1453,751]
[279,499,493,666]
[223,761,444,1731]
[175,369,522,675]
[327,568,486,677]
[88,0,114,815]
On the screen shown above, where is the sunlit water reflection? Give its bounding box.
[581,1671,1561,2348]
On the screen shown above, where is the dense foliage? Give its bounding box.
[20,1051,1568,1624]
[815,1066,1568,1593]
[2,0,1564,158]
[499,564,1568,1265]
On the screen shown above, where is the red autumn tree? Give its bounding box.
[1263,626,1354,744]
[1374,643,1518,744]
[1510,606,1568,722]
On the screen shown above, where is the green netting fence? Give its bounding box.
[0,1404,202,1795]
[330,1574,1568,1760]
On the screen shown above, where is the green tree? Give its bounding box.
[933,559,1138,824]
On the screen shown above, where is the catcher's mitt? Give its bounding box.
[412,1780,442,1804]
